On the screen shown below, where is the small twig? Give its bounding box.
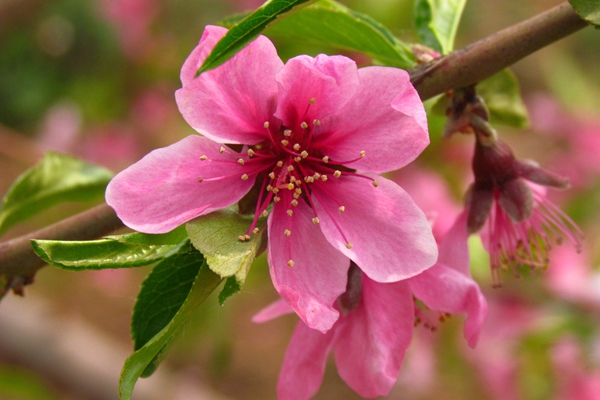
[0,204,123,278]
[410,2,588,100]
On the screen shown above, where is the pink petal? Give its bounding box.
[267,195,349,333]
[175,25,283,145]
[408,264,488,347]
[274,54,359,129]
[333,277,414,398]
[311,174,438,283]
[277,322,335,400]
[105,135,255,233]
[313,67,429,174]
[437,211,470,276]
[251,299,294,323]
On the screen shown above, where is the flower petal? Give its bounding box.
[314,67,429,173]
[175,25,283,145]
[438,211,470,276]
[311,174,438,283]
[409,264,488,348]
[267,194,349,333]
[274,54,359,129]
[105,135,255,233]
[251,299,294,323]
[333,277,413,398]
[277,322,335,400]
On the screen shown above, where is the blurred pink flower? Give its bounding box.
[106,26,437,333]
[254,213,487,399]
[552,337,600,400]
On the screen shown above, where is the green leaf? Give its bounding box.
[197,0,318,75]
[569,0,600,27]
[0,152,113,236]
[478,69,529,128]
[186,209,263,304]
[119,258,221,400]
[31,227,188,270]
[218,276,242,305]
[131,249,205,377]
[266,0,416,68]
[414,0,467,54]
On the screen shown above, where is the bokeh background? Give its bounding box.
[1,0,600,399]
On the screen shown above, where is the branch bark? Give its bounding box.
[0,1,590,281]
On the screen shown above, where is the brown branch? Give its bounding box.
[0,1,590,281]
[0,204,123,279]
[410,2,588,100]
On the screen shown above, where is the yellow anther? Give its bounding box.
[273,188,280,194]
[313,119,321,126]
[253,228,259,234]
[307,177,315,183]
[274,196,281,202]
[262,210,269,217]
[219,147,226,153]
[339,206,345,212]
[286,210,293,217]
[264,121,270,128]
[301,122,308,129]
[287,260,295,267]
[287,165,294,172]
[281,140,289,146]
[267,185,273,192]
[346,243,353,249]
[312,217,320,224]
[313,173,321,179]
[241,174,249,180]
[301,150,309,158]
[293,193,300,199]
[284,229,291,236]
[277,161,284,168]
[287,183,294,190]
[248,149,255,157]
[295,188,302,194]
[290,176,297,183]
[334,170,342,178]
[199,155,208,161]
[291,199,298,207]
[309,98,315,104]
[198,177,204,183]
[293,143,301,151]
[238,159,245,165]
[269,172,276,179]
[360,150,365,158]
[244,234,251,241]
[372,181,379,187]
[322,156,329,163]
[294,157,302,162]
[321,175,328,182]
[238,235,247,241]
[284,129,292,137]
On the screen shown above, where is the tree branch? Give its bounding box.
[0,2,590,282]
[411,2,588,100]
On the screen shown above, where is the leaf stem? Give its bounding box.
[411,2,588,100]
[0,2,590,284]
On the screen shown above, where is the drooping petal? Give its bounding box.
[311,174,437,283]
[409,264,488,348]
[437,211,471,276]
[274,54,359,129]
[313,67,428,174]
[105,135,255,233]
[498,178,534,222]
[176,25,283,145]
[277,322,335,400]
[333,277,414,398]
[251,299,294,323]
[267,195,349,333]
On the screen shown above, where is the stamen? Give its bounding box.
[284,229,291,236]
[262,210,269,217]
[269,172,275,179]
[339,206,345,212]
[372,181,379,187]
[301,121,308,129]
[309,98,315,104]
[274,196,281,202]
[248,149,255,157]
[253,228,259,234]
[199,155,208,161]
[287,165,294,172]
[293,143,301,151]
[313,119,321,126]
[312,217,320,224]
[291,200,298,207]
[277,161,284,168]
[238,235,247,241]
[281,140,289,146]
[321,175,328,181]
[294,157,302,162]
[360,151,365,158]
[287,210,293,217]
[334,170,342,178]
[287,260,295,267]
[267,185,273,191]
[346,243,353,249]
[264,121,270,128]
[241,174,249,180]
[198,177,203,183]
[301,151,309,159]
[219,147,226,153]
[238,158,245,165]
[286,183,294,190]
[323,156,329,163]
[284,129,292,137]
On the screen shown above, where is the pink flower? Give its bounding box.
[106,26,437,332]
[466,139,582,286]
[254,213,487,399]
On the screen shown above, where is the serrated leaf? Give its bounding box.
[415,0,467,54]
[31,227,188,270]
[131,249,205,377]
[569,0,600,27]
[478,69,529,128]
[197,0,318,75]
[119,258,221,400]
[186,209,263,303]
[266,0,415,68]
[0,152,113,236]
